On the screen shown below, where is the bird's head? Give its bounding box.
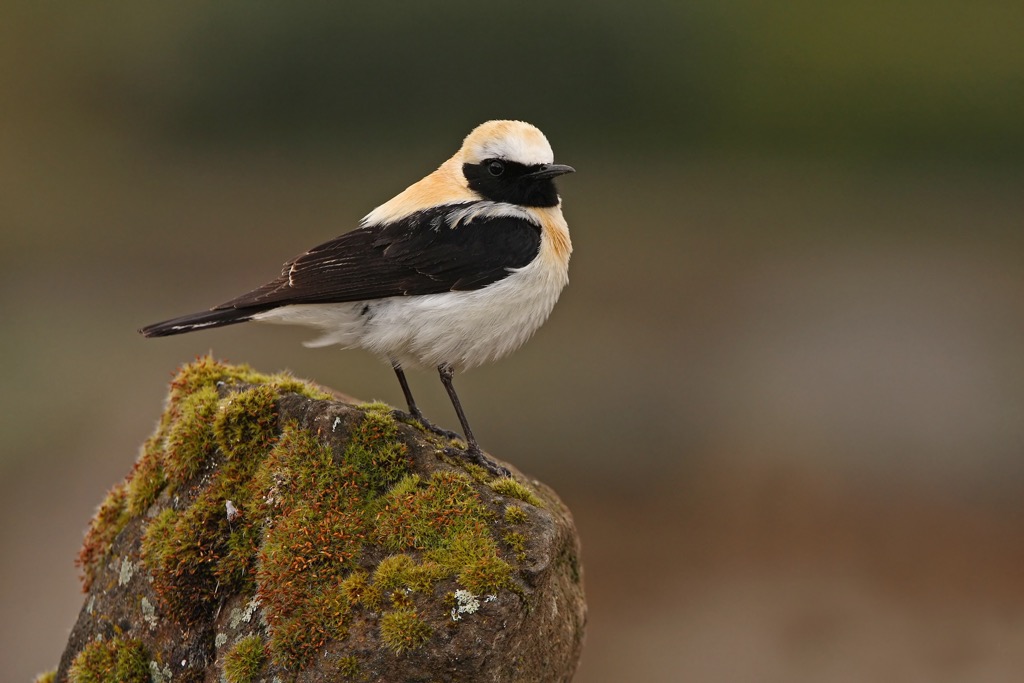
[457,120,574,208]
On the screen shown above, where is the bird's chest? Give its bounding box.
[363,255,568,369]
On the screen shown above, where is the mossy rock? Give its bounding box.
[56,357,586,683]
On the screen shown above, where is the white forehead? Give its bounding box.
[459,120,554,166]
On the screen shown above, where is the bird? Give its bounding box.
[140,120,574,475]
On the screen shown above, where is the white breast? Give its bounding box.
[360,249,568,369]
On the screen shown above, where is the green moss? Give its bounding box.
[141,436,268,621]
[137,364,297,620]
[504,504,528,525]
[504,531,528,562]
[340,570,375,608]
[163,384,220,488]
[168,355,329,402]
[141,506,205,620]
[347,555,451,612]
[220,521,258,584]
[403,561,450,593]
[436,449,493,482]
[386,473,422,499]
[379,608,432,654]
[268,375,334,401]
[373,554,418,592]
[33,671,56,683]
[375,471,512,594]
[67,637,149,683]
[143,502,210,618]
[390,590,414,610]
[337,655,363,680]
[223,635,266,683]
[357,400,394,412]
[141,507,177,554]
[375,471,487,550]
[459,461,492,483]
[76,483,129,591]
[76,364,213,590]
[344,403,411,493]
[373,554,450,596]
[487,477,544,508]
[428,531,512,594]
[77,360,249,590]
[124,436,167,517]
[213,385,278,461]
[168,355,248,403]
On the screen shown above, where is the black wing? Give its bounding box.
[217,203,542,310]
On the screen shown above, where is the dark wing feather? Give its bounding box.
[216,203,541,310]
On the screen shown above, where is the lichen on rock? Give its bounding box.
[56,357,586,682]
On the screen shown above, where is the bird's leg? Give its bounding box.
[437,363,510,477]
[392,362,422,420]
[436,363,478,448]
[391,362,460,440]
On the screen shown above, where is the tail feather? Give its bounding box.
[140,307,262,338]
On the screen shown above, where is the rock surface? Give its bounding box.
[56,358,585,682]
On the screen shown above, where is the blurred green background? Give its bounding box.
[3,2,1023,680]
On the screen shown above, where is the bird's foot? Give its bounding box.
[462,444,512,479]
[393,408,509,477]
[394,409,463,442]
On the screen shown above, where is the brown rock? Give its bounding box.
[56,358,585,682]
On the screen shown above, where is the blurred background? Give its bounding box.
[2,1,1023,680]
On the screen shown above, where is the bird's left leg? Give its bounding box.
[391,361,460,440]
[437,363,510,477]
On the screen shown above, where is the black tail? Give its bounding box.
[140,307,262,338]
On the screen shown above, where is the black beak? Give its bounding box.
[525,163,576,180]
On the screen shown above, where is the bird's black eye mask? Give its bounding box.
[462,159,560,207]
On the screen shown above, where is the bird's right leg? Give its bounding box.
[437,363,510,478]
[391,362,460,440]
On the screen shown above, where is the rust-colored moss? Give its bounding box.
[254,414,408,669]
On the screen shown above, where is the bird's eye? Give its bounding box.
[487,160,505,177]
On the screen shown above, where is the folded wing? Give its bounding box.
[221,202,543,308]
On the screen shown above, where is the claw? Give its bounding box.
[394,409,463,441]
[464,445,511,478]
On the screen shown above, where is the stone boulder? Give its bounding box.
[54,357,585,682]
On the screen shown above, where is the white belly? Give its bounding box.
[253,254,568,370]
